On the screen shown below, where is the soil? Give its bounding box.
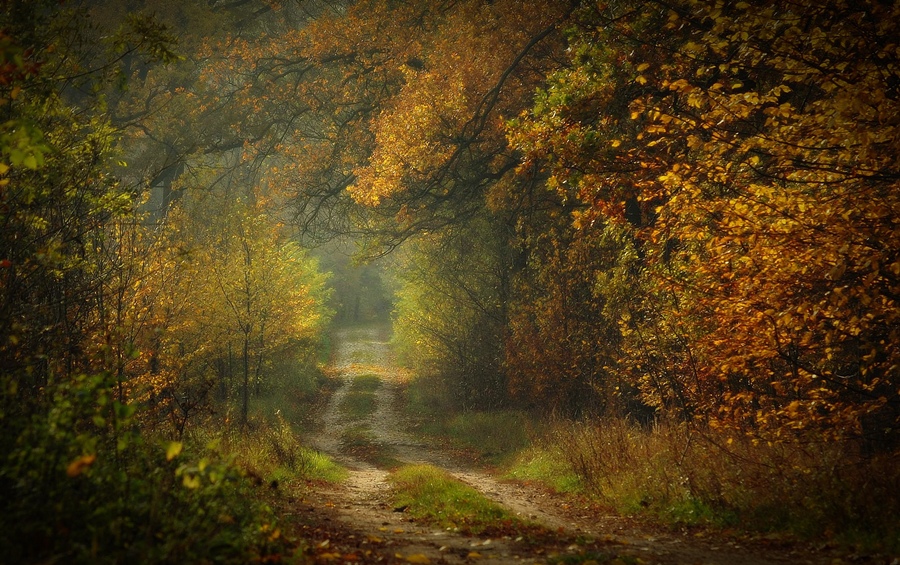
[291,326,889,565]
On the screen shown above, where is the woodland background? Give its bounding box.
[1,0,898,561]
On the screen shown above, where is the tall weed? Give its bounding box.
[192,412,346,486]
[550,418,900,551]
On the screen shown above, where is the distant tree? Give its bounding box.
[392,213,514,410]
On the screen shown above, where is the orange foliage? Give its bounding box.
[510,0,900,443]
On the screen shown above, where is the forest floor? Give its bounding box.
[289,326,873,565]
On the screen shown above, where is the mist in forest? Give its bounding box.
[1,0,898,561]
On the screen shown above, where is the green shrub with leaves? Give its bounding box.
[0,371,292,563]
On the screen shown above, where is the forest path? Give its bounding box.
[300,325,835,565]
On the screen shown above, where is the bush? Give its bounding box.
[0,372,293,564]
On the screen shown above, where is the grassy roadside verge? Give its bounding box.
[198,415,347,487]
[400,374,534,466]
[170,365,350,561]
[510,420,899,554]
[398,375,900,555]
[539,419,900,551]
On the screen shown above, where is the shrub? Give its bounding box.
[0,372,291,564]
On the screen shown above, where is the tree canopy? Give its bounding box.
[1,0,899,558]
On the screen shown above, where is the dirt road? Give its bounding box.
[297,326,852,564]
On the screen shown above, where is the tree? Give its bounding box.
[508,0,900,444]
[393,212,514,410]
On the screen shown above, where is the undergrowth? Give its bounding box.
[195,414,347,487]
[505,445,582,494]
[521,418,900,553]
[0,374,303,564]
[402,373,533,465]
[400,373,899,553]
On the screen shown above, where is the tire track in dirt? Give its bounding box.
[304,326,841,565]
[309,326,546,563]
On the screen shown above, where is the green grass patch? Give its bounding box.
[350,373,381,393]
[295,446,348,483]
[340,390,377,420]
[389,464,529,535]
[506,446,582,494]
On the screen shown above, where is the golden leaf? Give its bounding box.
[166,441,183,461]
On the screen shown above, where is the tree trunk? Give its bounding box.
[241,332,250,429]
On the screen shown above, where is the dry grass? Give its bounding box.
[193,414,347,486]
[544,418,900,550]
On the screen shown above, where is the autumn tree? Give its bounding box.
[61,0,900,449]
[314,0,578,410]
[204,197,329,427]
[509,0,900,444]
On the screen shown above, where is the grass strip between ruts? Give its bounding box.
[388,464,534,536]
[339,374,381,420]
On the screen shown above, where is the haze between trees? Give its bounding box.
[0,0,898,560]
